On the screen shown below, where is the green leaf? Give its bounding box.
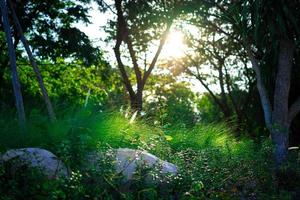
[193,181,204,192]
[165,135,173,141]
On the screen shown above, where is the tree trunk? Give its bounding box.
[246,39,295,169]
[113,0,171,113]
[0,0,26,128]
[8,0,56,122]
[270,128,289,168]
[270,40,294,168]
[130,91,143,112]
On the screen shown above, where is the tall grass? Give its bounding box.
[0,107,163,153]
[0,107,261,158]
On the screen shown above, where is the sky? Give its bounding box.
[75,2,110,49]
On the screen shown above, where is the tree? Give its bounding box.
[166,22,255,132]
[0,0,97,98]
[0,0,25,127]
[8,0,56,121]
[144,74,196,126]
[102,0,177,111]
[196,92,223,123]
[9,0,96,62]
[18,58,121,107]
[188,0,300,168]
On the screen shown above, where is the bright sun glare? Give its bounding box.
[162,30,186,58]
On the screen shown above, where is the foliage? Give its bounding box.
[100,0,183,111]
[8,0,97,64]
[196,93,223,123]
[196,91,267,137]
[101,0,178,51]
[0,0,100,110]
[145,74,197,127]
[12,58,122,107]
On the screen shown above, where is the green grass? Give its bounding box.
[0,107,164,154]
[0,107,298,199]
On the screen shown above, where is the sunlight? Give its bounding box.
[162,30,186,58]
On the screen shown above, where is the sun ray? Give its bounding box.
[162,30,186,58]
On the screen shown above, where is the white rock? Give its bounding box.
[116,148,177,181]
[86,148,178,182]
[0,148,68,179]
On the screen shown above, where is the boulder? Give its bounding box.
[86,148,178,183]
[0,148,68,179]
[116,148,178,181]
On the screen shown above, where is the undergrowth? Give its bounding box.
[0,107,299,199]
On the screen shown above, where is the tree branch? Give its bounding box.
[8,0,56,121]
[185,55,226,113]
[0,0,26,128]
[224,64,240,116]
[240,79,255,113]
[114,0,135,97]
[113,38,135,98]
[246,44,272,129]
[113,0,135,98]
[114,0,142,85]
[142,22,172,85]
[100,0,117,15]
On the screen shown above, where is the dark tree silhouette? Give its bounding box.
[0,0,25,128]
